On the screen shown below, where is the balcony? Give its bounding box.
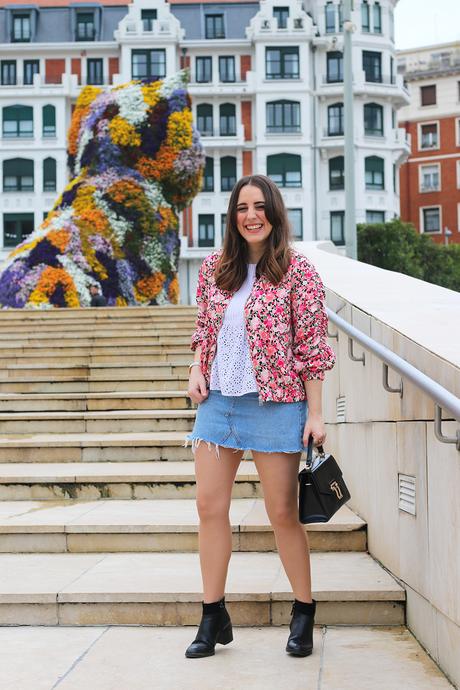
[246,13,312,39]
[196,123,245,147]
[188,79,254,97]
[115,16,183,41]
[354,71,410,106]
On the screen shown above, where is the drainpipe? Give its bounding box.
[311,44,318,241]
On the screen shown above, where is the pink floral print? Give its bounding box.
[190,249,336,403]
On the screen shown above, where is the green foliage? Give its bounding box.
[357,219,460,292]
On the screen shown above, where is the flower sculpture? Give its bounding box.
[0,70,204,308]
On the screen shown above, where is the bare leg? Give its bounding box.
[252,450,312,602]
[194,443,244,603]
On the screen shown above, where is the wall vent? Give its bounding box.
[336,396,346,423]
[398,474,416,515]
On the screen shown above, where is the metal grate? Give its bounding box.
[398,474,416,515]
[336,395,346,423]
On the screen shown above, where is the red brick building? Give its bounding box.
[397,42,460,245]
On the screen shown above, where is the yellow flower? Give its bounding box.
[76,86,103,109]
[142,82,161,106]
[166,109,193,150]
[108,116,141,147]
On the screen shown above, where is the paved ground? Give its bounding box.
[0,625,454,690]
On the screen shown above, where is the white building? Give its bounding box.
[0,0,410,301]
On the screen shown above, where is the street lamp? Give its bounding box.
[343,0,357,260]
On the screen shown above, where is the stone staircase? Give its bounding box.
[0,306,406,628]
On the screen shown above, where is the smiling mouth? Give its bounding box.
[245,224,264,233]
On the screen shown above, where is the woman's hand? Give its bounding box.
[302,412,326,448]
[187,366,209,405]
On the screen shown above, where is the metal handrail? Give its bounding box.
[326,307,460,450]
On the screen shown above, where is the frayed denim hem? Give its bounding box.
[183,436,303,461]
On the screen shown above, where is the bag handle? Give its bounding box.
[304,434,325,469]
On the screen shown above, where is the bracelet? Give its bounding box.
[188,362,201,372]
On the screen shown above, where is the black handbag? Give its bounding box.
[298,435,351,523]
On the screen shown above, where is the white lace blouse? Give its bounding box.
[209,263,259,396]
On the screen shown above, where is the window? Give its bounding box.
[221,213,227,239]
[87,58,103,85]
[1,61,16,86]
[196,57,212,83]
[273,6,289,29]
[24,60,39,86]
[392,108,396,129]
[361,0,370,31]
[3,213,34,248]
[373,2,382,33]
[393,163,397,193]
[131,50,166,80]
[141,9,157,31]
[219,103,236,136]
[422,207,441,233]
[330,211,345,245]
[329,156,344,190]
[366,210,385,223]
[327,51,343,82]
[420,164,440,192]
[363,51,382,83]
[328,103,344,135]
[389,9,394,41]
[197,104,213,136]
[325,2,336,33]
[365,156,385,190]
[364,103,383,136]
[205,14,225,39]
[202,157,214,192]
[338,3,343,31]
[219,56,235,83]
[76,12,95,41]
[198,214,215,247]
[421,85,436,106]
[266,100,300,133]
[3,158,34,192]
[12,13,31,42]
[221,156,236,191]
[43,157,56,192]
[267,153,302,187]
[3,105,33,138]
[288,208,302,239]
[43,105,56,137]
[420,123,438,149]
[266,47,299,79]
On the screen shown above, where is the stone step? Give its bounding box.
[0,320,196,333]
[0,344,191,356]
[3,337,191,349]
[0,551,405,626]
[0,375,189,393]
[0,461,260,500]
[0,626,452,690]
[0,409,195,433]
[0,352,191,366]
[0,325,193,344]
[0,431,213,463]
[0,306,196,321]
[0,500,367,553]
[2,362,189,378]
[0,391,192,412]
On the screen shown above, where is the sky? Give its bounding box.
[395,0,460,50]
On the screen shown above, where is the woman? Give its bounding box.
[183,174,336,659]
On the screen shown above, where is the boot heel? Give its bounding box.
[217,623,233,645]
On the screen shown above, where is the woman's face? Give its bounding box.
[235,184,273,252]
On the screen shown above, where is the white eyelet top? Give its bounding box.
[209,263,259,396]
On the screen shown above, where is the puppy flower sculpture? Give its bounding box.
[0,70,204,308]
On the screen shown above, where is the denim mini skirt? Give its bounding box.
[184,389,308,460]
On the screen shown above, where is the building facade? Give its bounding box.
[0,0,409,301]
[397,41,460,245]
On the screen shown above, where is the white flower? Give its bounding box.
[116,83,148,126]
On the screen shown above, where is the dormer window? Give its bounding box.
[273,7,289,29]
[141,9,157,32]
[12,13,31,42]
[76,12,95,41]
[205,14,225,39]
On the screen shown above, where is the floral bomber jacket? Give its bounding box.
[190,248,336,404]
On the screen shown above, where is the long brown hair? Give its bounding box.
[214,174,293,292]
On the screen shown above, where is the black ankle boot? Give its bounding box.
[285,598,316,657]
[185,596,233,658]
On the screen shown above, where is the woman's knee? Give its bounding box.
[196,493,230,521]
[267,503,299,528]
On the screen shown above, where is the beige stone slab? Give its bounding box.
[0,461,258,483]
[240,501,365,532]
[0,553,107,603]
[0,409,195,420]
[272,551,405,601]
[320,626,454,689]
[0,431,189,448]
